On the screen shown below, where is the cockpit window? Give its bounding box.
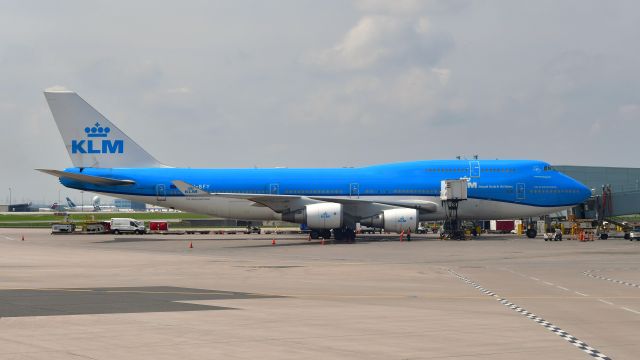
[543,165,557,171]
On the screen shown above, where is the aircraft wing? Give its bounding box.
[37,169,136,186]
[171,180,317,213]
[171,180,438,216]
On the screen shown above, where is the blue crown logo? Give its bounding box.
[84,122,111,138]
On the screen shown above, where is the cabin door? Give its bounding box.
[156,184,166,201]
[516,183,526,201]
[350,183,360,199]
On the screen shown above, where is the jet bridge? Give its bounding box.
[556,165,640,218]
[577,188,640,219]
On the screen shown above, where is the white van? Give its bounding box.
[110,218,146,234]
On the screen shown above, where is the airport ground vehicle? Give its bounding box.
[357,225,378,234]
[629,227,640,241]
[111,218,146,234]
[51,223,76,233]
[244,226,261,234]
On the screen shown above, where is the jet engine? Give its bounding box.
[282,203,343,229]
[360,208,418,233]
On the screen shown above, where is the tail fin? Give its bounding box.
[44,88,165,168]
[66,197,76,208]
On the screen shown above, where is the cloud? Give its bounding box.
[311,15,403,70]
[354,0,427,14]
[299,4,458,132]
[167,87,191,94]
[309,14,452,71]
[619,104,640,121]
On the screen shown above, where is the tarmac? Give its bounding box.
[1,228,639,359]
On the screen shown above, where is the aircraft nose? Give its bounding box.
[576,180,592,202]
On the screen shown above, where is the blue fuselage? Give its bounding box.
[59,159,590,208]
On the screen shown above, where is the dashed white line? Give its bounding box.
[1,235,15,241]
[556,286,569,291]
[575,291,589,297]
[530,277,539,281]
[543,281,555,286]
[621,307,640,315]
[598,299,614,306]
[449,270,612,360]
[584,270,640,289]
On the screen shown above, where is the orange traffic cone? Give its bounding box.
[321,238,325,245]
[21,235,24,241]
[400,230,404,242]
[272,239,276,245]
[188,241,193,248]
[308,234,311,241]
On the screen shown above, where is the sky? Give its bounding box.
[1,0,639,205]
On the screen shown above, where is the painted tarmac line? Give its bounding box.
[449,269,612,360]
[598,299,614,306]
[620,307,640,315]
[1,235,15,241]
[575,291,589,297]
[543,281,555,286]
[584,271,640,289]
[530,277,540,281]
[557,286,570,291]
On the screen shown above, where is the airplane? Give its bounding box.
[37,202,62,212]
[65,196,117,212]
[38,89,591,240]
[65,196,98,212]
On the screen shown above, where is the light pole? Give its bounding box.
[8,187,11,211]
[81,191,84,213]
[58,189,61,207]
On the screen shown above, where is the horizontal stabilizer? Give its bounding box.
[37,169,135,186]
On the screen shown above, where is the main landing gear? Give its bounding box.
[310,229,332,240]
[526,228,537,238]
[333,228,356,242]
[309,228,356,242]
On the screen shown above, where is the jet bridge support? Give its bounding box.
[440,179,468,240]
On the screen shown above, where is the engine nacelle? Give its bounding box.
[361,209,418,233]
[282,203,343,229]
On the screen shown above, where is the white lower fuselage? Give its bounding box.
[105,192,568,222]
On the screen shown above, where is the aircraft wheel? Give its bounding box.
[526,228,537,238]
[347,229,356,242]
[310,230,320,240]
[600,233,609,240]
[320,230,332,239]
